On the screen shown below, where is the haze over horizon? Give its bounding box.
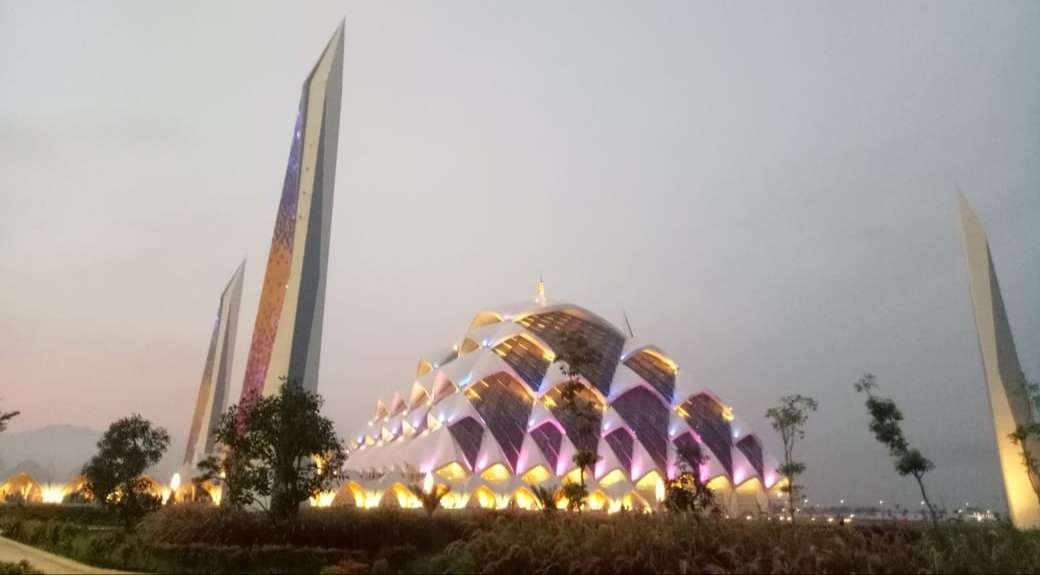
[2,1,1038,513]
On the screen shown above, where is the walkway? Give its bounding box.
[0,536,131,574]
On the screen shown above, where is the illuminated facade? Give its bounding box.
[958,192,1040,529]
[240,22,345,402]
[183,261,245,470]
[340,295,782,515]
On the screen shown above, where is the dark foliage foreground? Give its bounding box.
[139,504,489,551]
[3,504,1040,573]
[0,561,40,575]
[427,513,1040,574]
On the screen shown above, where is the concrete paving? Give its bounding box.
[0,536,130,574]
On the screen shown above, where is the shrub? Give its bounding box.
[0,503,120,527]
[0,561,41,575]
[139,505,488,551]
[144,544,367,574]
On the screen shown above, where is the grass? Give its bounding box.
[2,503,1040,573]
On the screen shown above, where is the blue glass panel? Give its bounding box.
[530,422,563,471]
[544,384,602,456]
[736,435,764,479]
[448,417,484,470]
[677,394,733,476]
[673,432,702,470]
[604,428,633,474]
[492,336,550,392]
[623,350,675,402]
[518,310,624,397]
[466,372,534,471]
[612,387,669,471]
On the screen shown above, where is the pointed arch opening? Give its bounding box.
[522,465,552,484]
[435,462,469,481]
[458,338,481,356]
[469,311,503,331]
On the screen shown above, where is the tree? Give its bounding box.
[1007,372,1040,507]
[408,483,450,517]
[531,484,559,513]
[765,394,817,522]
[82,414,170,527]
[560,481,589,512]
[0,406,19,433]
[197,401,270,511]
[201,380,346,523]
[665,444,717,516]
[553,332,602,512]
[854,373,939,527]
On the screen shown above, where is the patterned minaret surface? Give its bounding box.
[958,192,1040,529]
[240,22,344,403]
[183,261,246,468]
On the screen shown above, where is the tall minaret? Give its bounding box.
[958,191,1039,529]
[183,261,245,471]
[240,22,345,403]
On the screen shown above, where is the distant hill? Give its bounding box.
[0,424,185,484]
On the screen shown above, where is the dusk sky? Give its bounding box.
[2,1,1038,512]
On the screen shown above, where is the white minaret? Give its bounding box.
[958,191,1040,529]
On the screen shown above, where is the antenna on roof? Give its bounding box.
[622,310,635,338]
[535,275,546,306]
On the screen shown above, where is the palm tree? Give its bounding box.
[532,485,559,513]
[408,483,450,517]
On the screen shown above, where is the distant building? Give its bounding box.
[240,22,345,402]
[341,291,782,515]
[958,192,1040,529]
[182,261,245,470]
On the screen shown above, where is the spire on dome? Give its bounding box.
[535,275,546,306]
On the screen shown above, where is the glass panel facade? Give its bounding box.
[673,432,703,470]
[612,388,669,470]
[677,394,733,476]
[736,435,764,479]
[623,350,675,402]
[448,416,484,470]
[604,428,634,474]
[465,372,534,471]
[517,309,624,396]
[543,384,603,456]
[492,336,550,392]
[530,422,563,471]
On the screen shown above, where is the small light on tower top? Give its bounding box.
[535,276,546,306]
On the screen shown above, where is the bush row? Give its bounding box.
[139,504,492,551]
[0,503,118,527]
[0,514,387,574]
